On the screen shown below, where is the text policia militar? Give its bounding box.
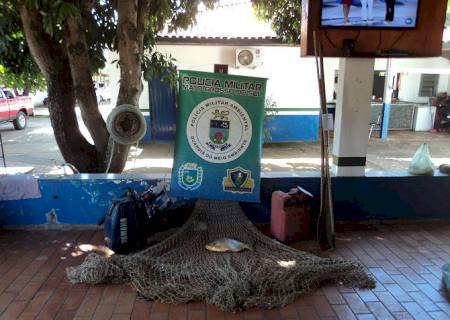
[182,76,263,97]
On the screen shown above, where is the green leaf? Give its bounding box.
[252,0,302,44]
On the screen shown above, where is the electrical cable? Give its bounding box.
[354,30,361,43]
[62,163,80,174]
[105,141,115,173]
[390,30,406,48]
[324,29,361,54]
[133,141,139,169]
[324,30,341,50]
[375,31,382,51]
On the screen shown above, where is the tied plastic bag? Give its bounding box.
[408,143,435,175]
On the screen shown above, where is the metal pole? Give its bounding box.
[314,31,335,250]
[381,58,393,139]
[0,131,6,168]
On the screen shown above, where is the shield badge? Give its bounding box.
[178,163,203,190]
[182,168,198,187]
[209,119,229,145]
[223,166,254,193]
[230,168,248,188]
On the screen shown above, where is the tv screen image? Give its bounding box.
[321,0,420,28]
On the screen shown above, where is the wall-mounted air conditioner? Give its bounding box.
[235,48,262,69]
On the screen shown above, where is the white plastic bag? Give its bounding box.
[408,143,435,175]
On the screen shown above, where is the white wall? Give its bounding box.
[334,57,450,103]
[106,51,150,110]
[106,46,450,110]
[390,57,450,72]
[155,44,338,109]
[390,57,450,103]
[106,45,339,110]
[398,73,424,102]
[397,73,450,103]
[438,74,449,93]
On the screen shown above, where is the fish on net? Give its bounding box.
[66,200,375,312]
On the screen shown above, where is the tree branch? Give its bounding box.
[103,0,151,173]
[116,0,141,106]
[64,15,109,155]
[137,0,151,55]
[20,3,99,172]
[19,4,62,79]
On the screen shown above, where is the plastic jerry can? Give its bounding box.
[271,186,313,242]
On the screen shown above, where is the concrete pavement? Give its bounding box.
[1,108,450,175]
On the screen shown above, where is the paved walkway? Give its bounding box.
[1,110,450,175]
[0,224,449,319]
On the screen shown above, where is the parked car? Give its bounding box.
[31,90,48,107]
[0,88,34,130]
[95,82,111,103]
[31,83,109,108]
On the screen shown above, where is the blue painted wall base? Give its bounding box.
[1,173,449,227]
[143,113,320,144]
[264,114,319,142]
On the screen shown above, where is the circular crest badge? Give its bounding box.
[187,97,252,163]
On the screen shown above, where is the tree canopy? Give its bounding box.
[0,2,45,94]
[253,0,301,44]
[4,0,218,173]
[0,0,302,173]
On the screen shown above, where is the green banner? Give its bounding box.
[170,70,267,202]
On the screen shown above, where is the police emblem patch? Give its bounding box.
[178,163,203,190]
[209,110,230,145]
[223,167,254,193]
[186,97,252,163]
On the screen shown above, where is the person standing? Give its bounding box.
[385,0,395,23]
[341,0,353,25]
[361,0,374,22]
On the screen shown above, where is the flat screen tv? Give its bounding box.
[320,0,420,29]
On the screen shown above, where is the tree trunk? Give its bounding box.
[104,0,149,173]
[20,1,153,173]
[64,16,109,158]
[117,0,142,107]
[22,82,30,96]
[20,3,100,172]
[47,62,100,172]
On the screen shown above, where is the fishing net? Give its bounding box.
[66,200,375,312]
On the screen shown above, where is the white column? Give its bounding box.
[332,58,375,177]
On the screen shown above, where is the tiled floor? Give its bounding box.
[0,223,449,319]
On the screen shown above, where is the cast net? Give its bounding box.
[66,200,375,312]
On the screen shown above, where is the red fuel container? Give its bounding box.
[270,186,312,242]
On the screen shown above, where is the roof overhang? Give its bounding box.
[156,36,289,46]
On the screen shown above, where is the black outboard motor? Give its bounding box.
[99,183,171,254]
[100,189,149,254]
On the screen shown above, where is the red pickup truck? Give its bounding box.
[0,88,34,130]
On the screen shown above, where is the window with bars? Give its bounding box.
[418,74,439,97]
